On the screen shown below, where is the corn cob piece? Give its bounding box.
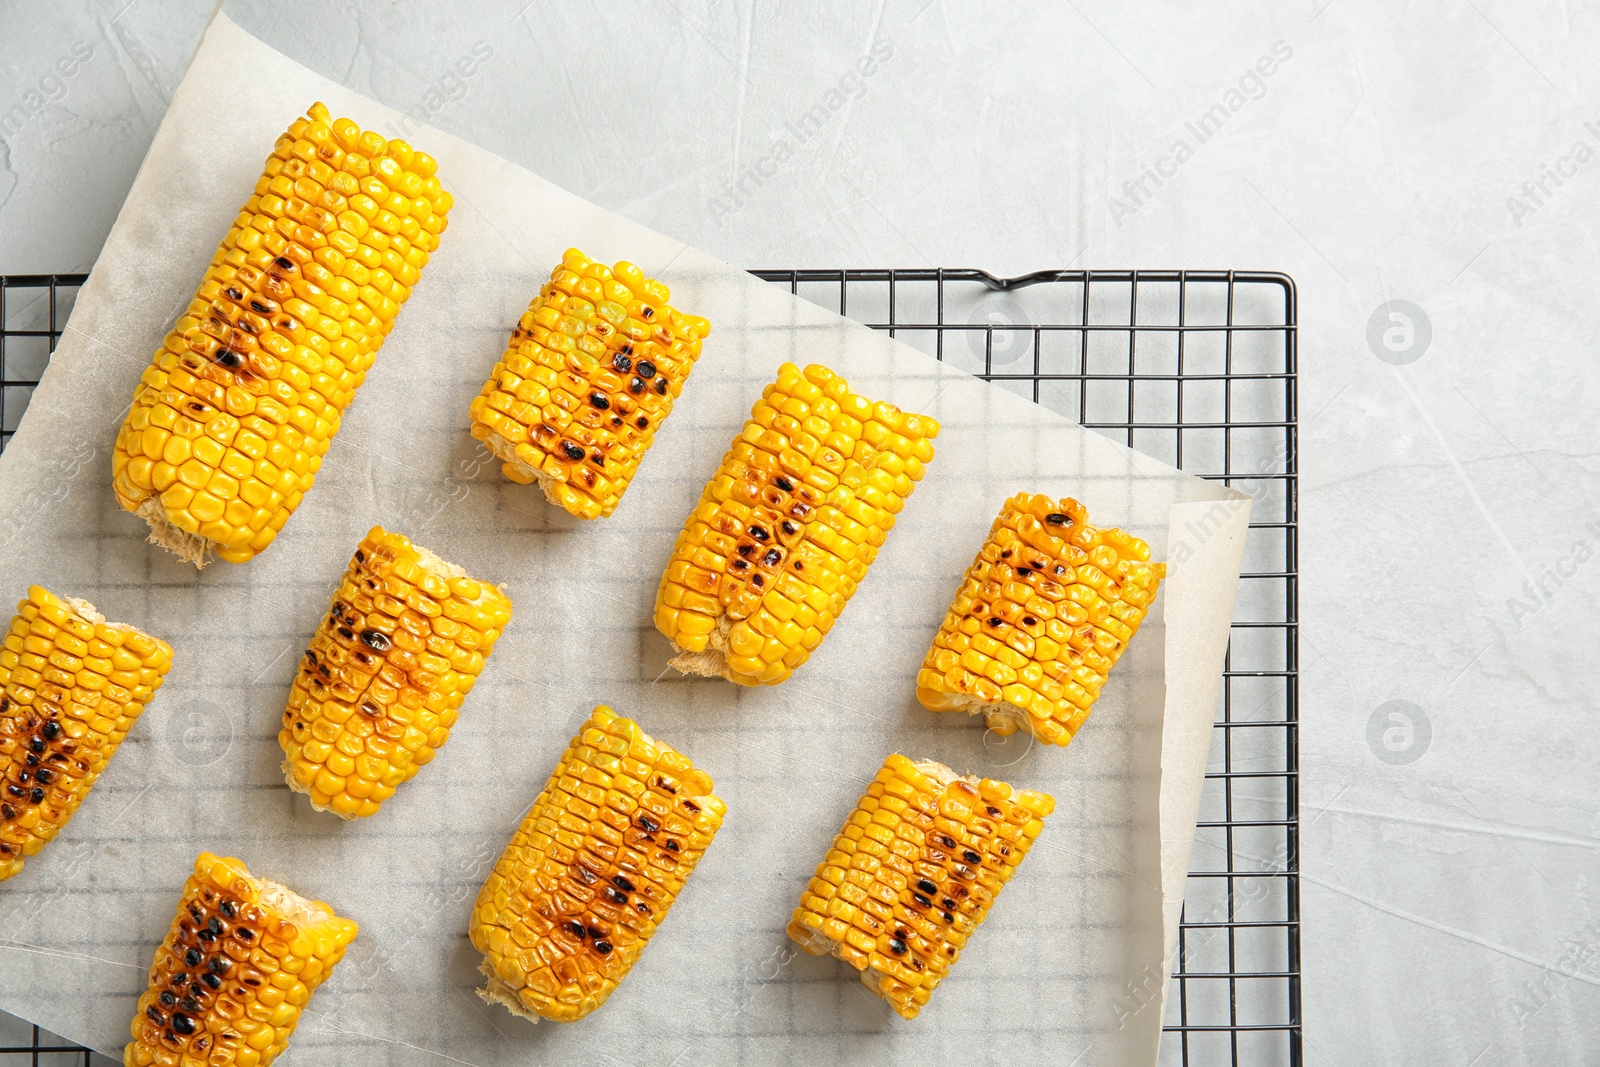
[470,706,725,1023]
[468,248,712,519]
[0,586,171,882]
[916,493,1165,746]
[654,362,937,686]
[112,101,452,567]
[125,852,357,1067]
[787,753,1052,1020]
[280,526,511,819]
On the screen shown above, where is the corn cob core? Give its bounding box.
[786,753,1052,1020]
[471,706,725,1023]
[654,362,937,686]
[468,248,712,519]
[112,101,451,567]
[916,493,1165,746]
[125,852,357,1067]
[280,526,511,819]
[0,586,172,882]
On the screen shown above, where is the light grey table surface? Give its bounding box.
[1,1,1596,1065]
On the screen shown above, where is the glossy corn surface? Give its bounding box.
[112,101,451,566]
[281,526,511,819]
[787,754,1052,1020]
[469,248,711,519]
[125,852,357,1067]
[0,586,171,881]
[916,493,1165,745]
[654,362,937,686]
[471,706,725,1023]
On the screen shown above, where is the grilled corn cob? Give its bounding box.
[468,248,711,519]
[655,362,937,686]
[280,526,511,819]
[112,101,451,567]
[125,852,357,1067]
[0,586,171,881]
[470,706,725,1023]
[916,493,1165,746]
[787,753,1052,1020]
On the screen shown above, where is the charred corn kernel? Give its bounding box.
[916,493,1165,746]
[468,248,711,519]
[471,706,725,1023]
[112,102,451,568]
[280,526,510,819]
[655,362,937,686]
[786,754,1052,1020]
[0,586,172,881]
[125,852,357,1067]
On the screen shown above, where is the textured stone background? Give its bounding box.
[0,1,1596,1064]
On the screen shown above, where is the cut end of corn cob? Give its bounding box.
[469,247,712,520]
[112,101,451,567]
[654,362,938,686]
[470,705,725,1023]
[786,753,1052,1020]
[134,497,217,567]
[0,586,172,882]
[125,852,357,1067]
[280,526,511,819]
[916,493,1165,746]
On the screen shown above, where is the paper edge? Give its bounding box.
[1153,493,1254,1053]
[0,12,1260,1061]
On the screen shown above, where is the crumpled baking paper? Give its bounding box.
[0,13,1248,1065]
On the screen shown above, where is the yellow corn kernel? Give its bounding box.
[655,363,937,686]
[469,248,711,519]
[280,526,511,819]
[786,754,1052,1020]
[916,493,1165,745]
[112,102,450,567]
[124,852,357,1067]
[0,586,172,881]
[470,706,726,1023]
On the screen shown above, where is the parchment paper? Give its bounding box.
[0,14,1249,1065]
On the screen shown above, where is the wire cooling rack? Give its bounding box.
[0,269,1299,1066]
[751,267,1301,1067]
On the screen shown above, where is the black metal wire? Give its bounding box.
[752,267,1301,1067]
[0,274,98,1065]
[0,1022,95,1065]
[0,268,1299,1065]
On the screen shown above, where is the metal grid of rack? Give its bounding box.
[0,269,1299,1065]
[752,267,1301,1066]
[0,274,121,1067]
[1,276,81,455]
